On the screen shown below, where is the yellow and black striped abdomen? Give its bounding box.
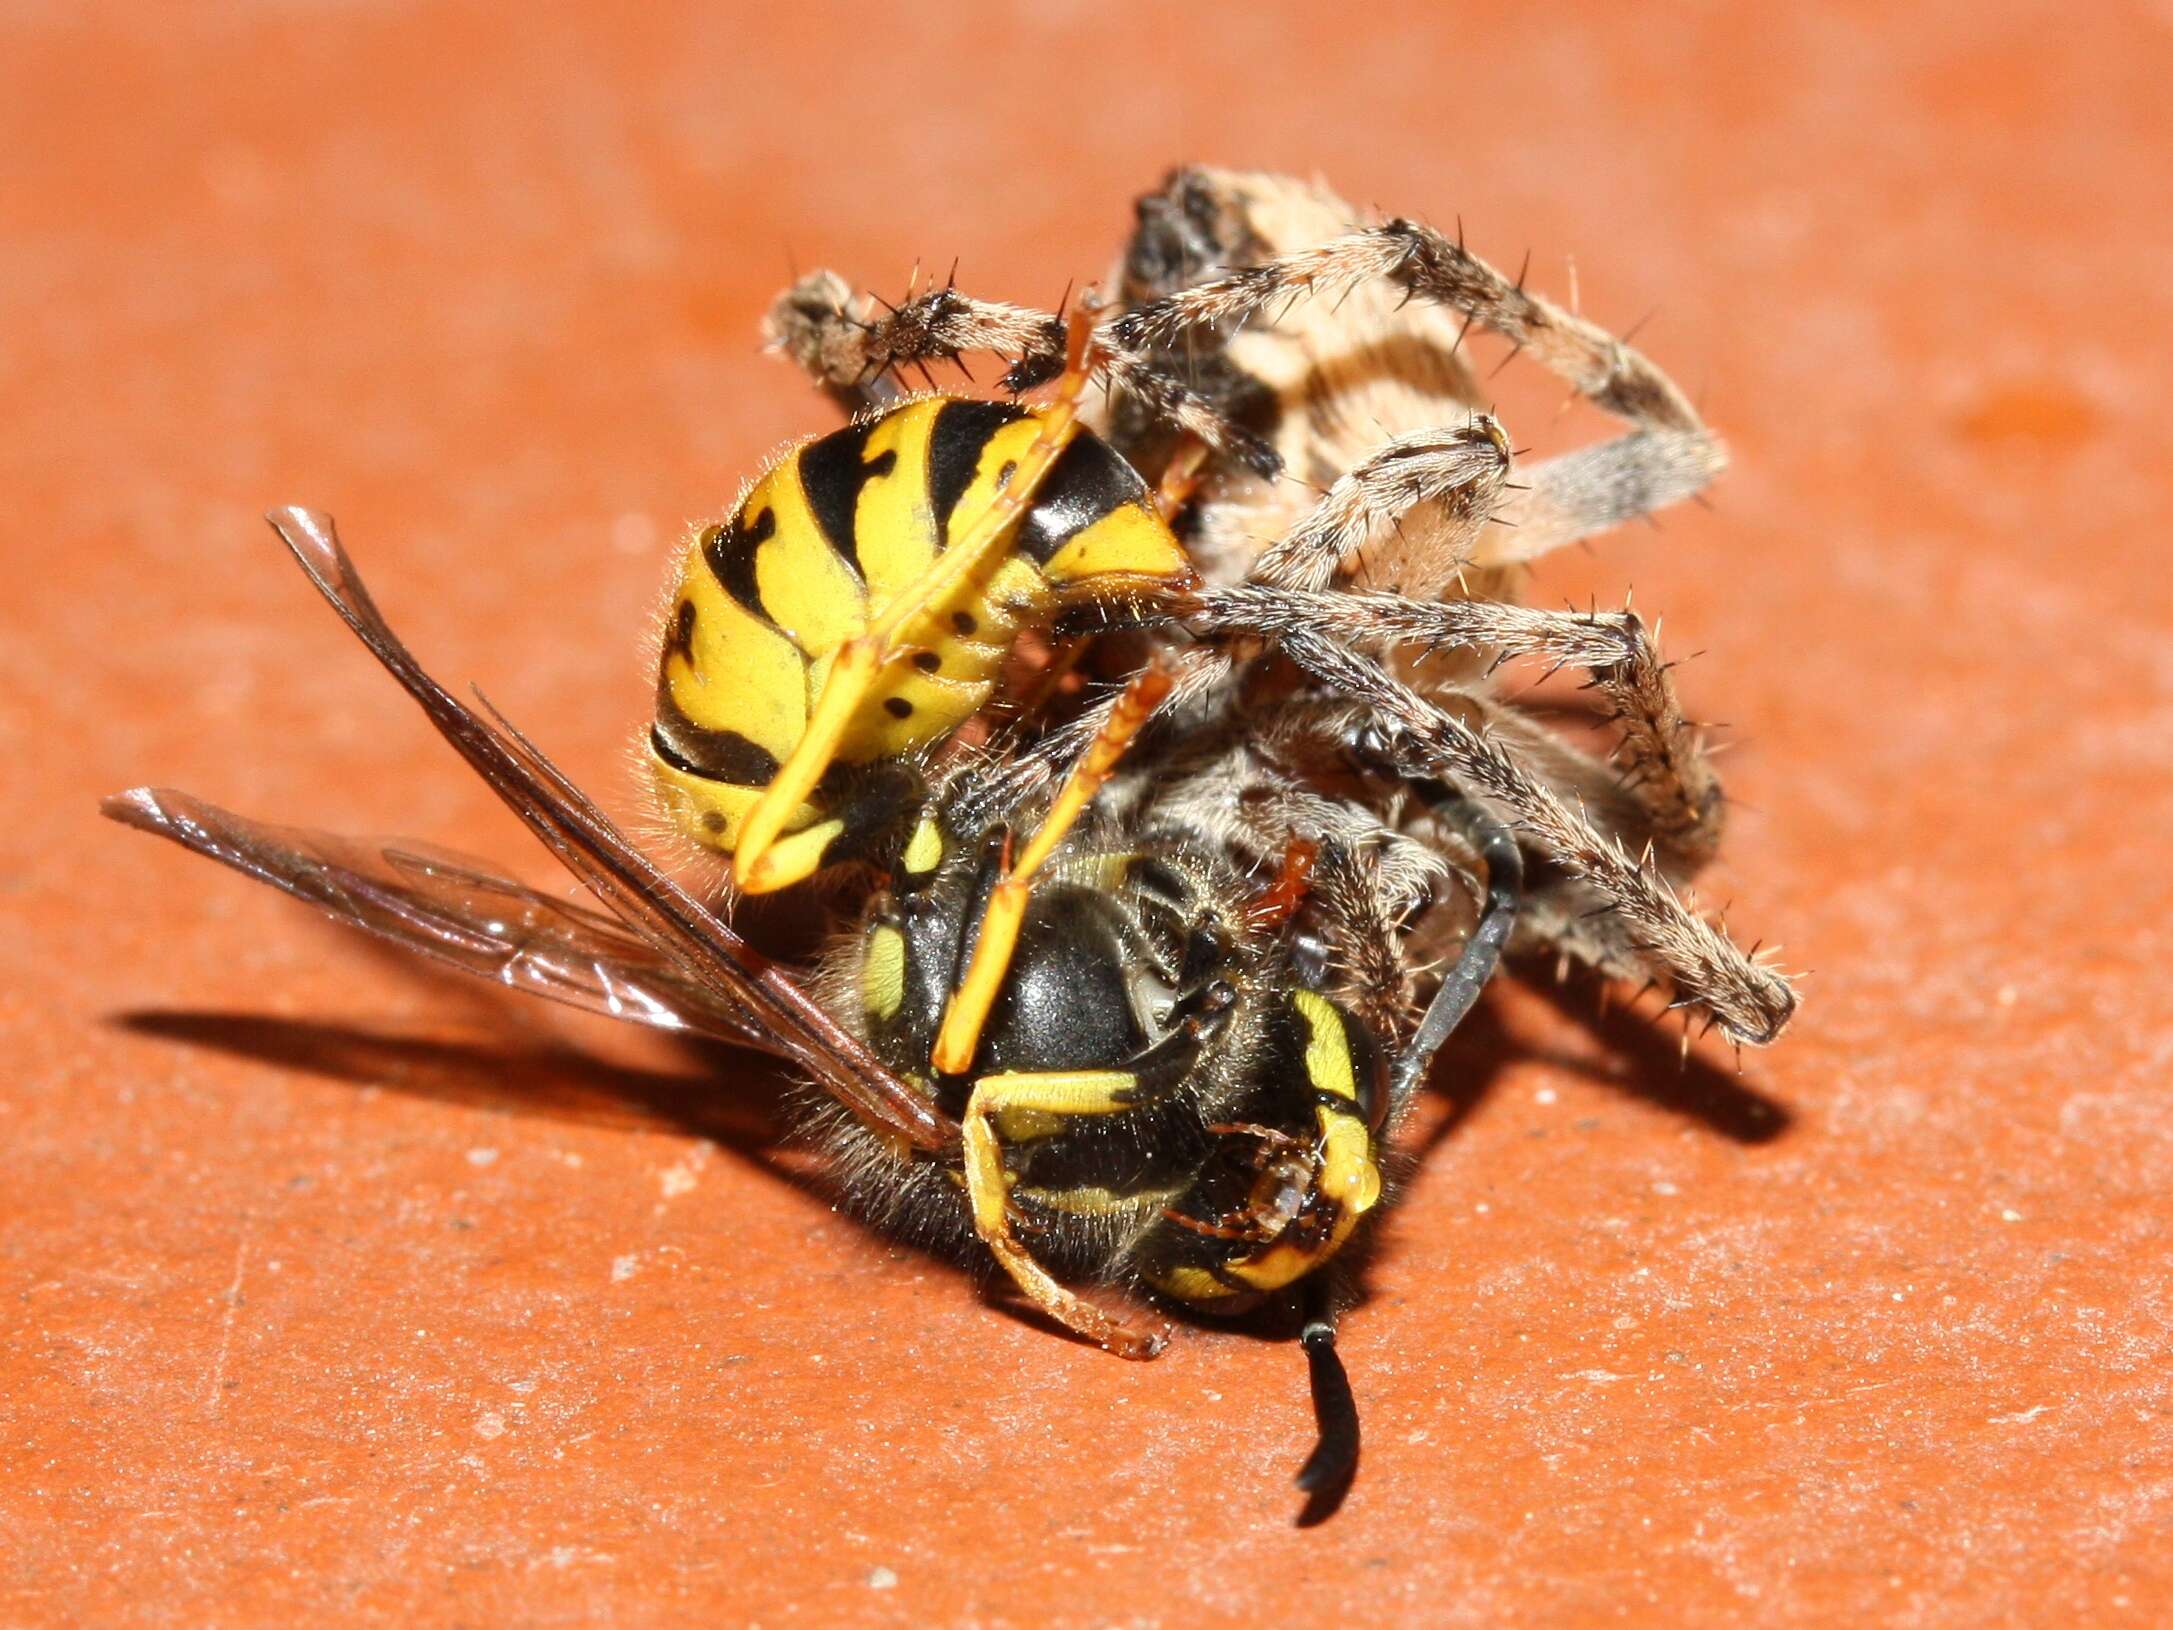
[649,396,1191,859]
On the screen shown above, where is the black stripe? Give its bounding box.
[650,684,782,787]
[1014,430,1150,565]
[702,507,776,623]
[927,399,1031,546]
[796,419,893,580]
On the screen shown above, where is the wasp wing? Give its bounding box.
[132,506,953,1151]
[104,787,777,1049]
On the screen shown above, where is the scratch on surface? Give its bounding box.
[1989,1404,2050,1424]
[205,1215,255,1416]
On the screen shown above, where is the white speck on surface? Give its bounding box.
[1996,984,2018,1006]
[659,1148,706,1199]
[476,1412,507,1440]
[612,512,658,555]
[204,1218,254,1415]
[1990,1404,2049,1424]
[2000,1207,2025,1222]
[1565,1369,1634,1383]
[1613,1314,1637,1330]
[1652,1181,1679,1196]
[466,1148,499,1168]
[1534,1087,1559,1105]
[611,1254,639,1283]
[867,1567,898,1590]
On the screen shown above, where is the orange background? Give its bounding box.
[6,5,2170,1626]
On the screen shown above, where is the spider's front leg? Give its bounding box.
[761,269,1281,476]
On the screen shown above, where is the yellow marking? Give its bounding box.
[751,461,867,655]
[1015,1182,1180,1218]
[862,924,906,1021]
[901,816,944,875]
[1146,1264,1241,1304]
[1228,1238,1341,1294]
[1042,500,1192,586]
[930,665,1174,1075]
[1294,990,1357,1099]
[731,817,843,894]
[649,765,813,858]
[663,537,809,765]
[961,1060,1169,1357]
[852,402,944,600]
[1292,990,1383,1216]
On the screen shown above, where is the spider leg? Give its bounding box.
[1214,615,1793,1047]
[761,270,1281,476]
[1188,588,1724,873]
[1246,419,1515,592]
[1494,431,1728,565]
[1112,218,1725,556]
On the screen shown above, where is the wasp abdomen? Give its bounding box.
[650,397,1190,864]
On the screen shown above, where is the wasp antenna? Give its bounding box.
[1294,1303,1360,1523]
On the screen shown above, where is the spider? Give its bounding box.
[762,165,1797,1058]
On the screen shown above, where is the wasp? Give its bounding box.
[108,169,1796,1514]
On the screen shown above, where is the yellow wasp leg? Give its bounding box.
[1152,435,1209,523]
[962,1068,1171,1359]
[733,308,1104,895]
[930,663,1172,1075]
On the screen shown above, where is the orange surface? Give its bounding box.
[6,6,2171,1626]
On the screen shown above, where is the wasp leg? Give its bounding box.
[961,1068,1174,1359]
[733,309,1106,895]
[931,662,1173,1074]
[1151,435,1211,523]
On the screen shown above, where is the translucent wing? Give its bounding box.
[109,507,954,1152]
[103,787,775,1049]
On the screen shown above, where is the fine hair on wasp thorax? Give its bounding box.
[107,164,1796,1523]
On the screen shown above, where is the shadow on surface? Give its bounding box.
[114,1009,795,1151]
[1408,965,1794,1163]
